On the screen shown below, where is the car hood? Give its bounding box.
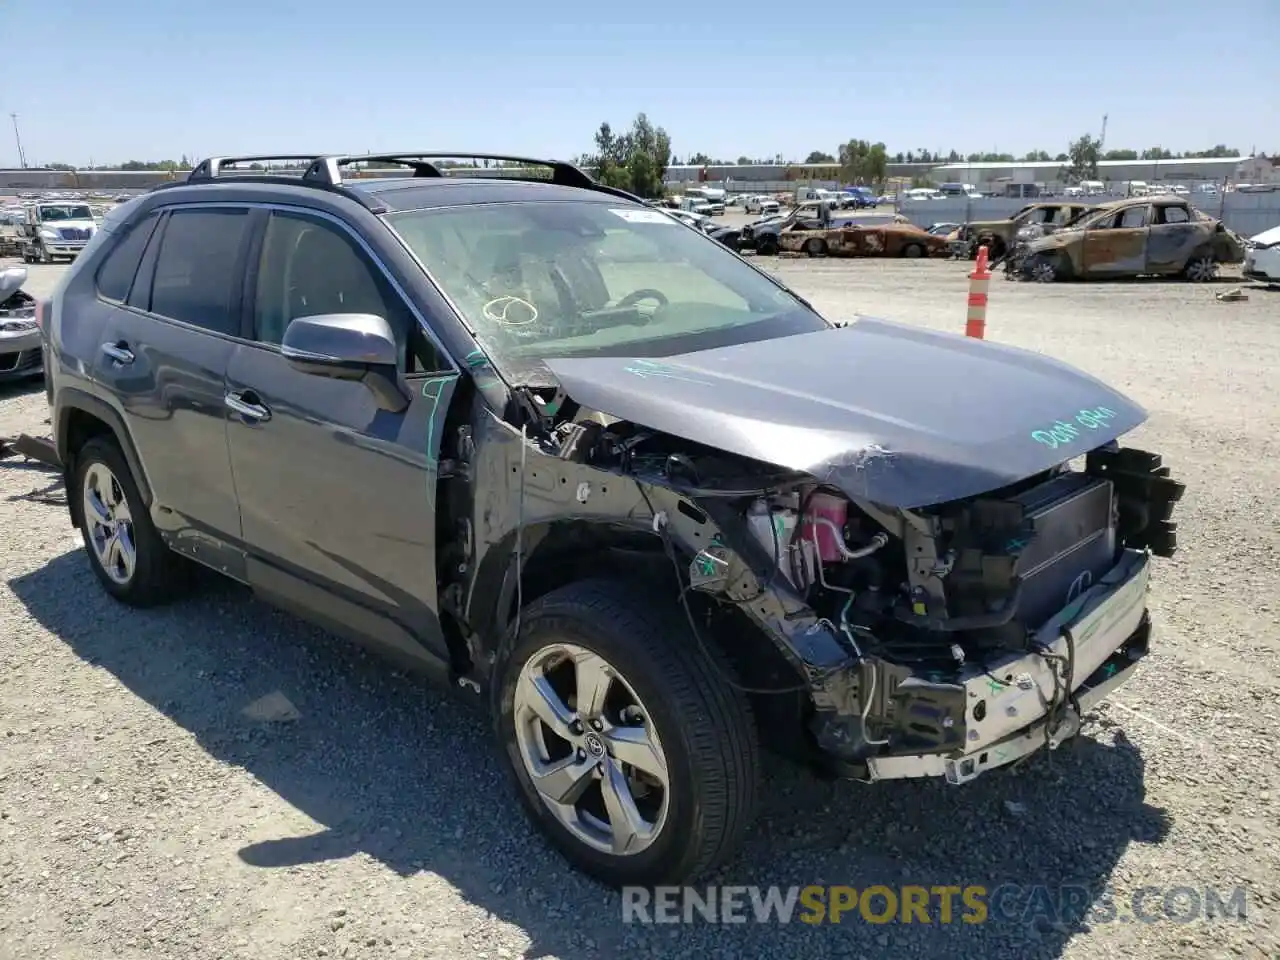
[42,219,96,230]
[1249,224,1280,247]
[544,318,1147,509]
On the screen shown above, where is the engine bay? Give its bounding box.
[506,387,1185,766]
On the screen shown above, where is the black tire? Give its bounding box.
[1182,249,1218,282]
[902,242,924,258]
[755,235,778,256]
[804,237,827,257]
[72,435,188,606]
[492,578,760,888]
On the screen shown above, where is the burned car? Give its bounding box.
[0,267,41,383]
[948,201,1097,262]
[38,152,1183,890]
[1012,196,1246,282]
[780,219,949,258]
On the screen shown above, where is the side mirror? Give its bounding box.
[280,313,409,413]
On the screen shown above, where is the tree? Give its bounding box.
[1141,147,1175,160]
[837,139,888,186]
[805,150,835,164]
[1064,133,1101,183]
[686,151,712,166]
[1103,149,1138,161]
[582,114,671,198]
[1023,150,1052,162]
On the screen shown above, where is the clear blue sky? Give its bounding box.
[4,0,1278,167]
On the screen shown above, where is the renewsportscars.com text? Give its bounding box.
[622,884,1249,926]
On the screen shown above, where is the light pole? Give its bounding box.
[10,113,27,168]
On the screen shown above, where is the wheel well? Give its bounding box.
[61,409,116,526]
[498,519,809,744]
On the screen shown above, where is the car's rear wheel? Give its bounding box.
[493,578,760,888]
[1183,252,1218,282]
[805,237,827,257]
[902,242,925,258]
[73,436,188,606]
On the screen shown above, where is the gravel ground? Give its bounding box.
[1,259,1278,960]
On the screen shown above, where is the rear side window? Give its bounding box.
[147,208,250,336]
[95,213,160,302]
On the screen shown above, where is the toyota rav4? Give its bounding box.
[37,152,1184,889]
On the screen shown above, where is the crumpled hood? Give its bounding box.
[1250,224,1280,248]
[544,319,1147,508]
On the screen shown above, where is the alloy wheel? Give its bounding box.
[1185,256,1217,282]
[1032,259,1057,282]
[82,461,137,585]
[512,642,670,856]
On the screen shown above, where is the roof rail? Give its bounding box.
[187,151,648,207]
[188,155,324,181]
[302,152,601,189]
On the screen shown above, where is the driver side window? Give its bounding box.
[252,211,446,373]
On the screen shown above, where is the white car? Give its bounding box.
[745,196,779,215]
[1243,224,1280,284]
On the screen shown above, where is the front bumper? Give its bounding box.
[1243,249,1280,282]
[0,327,43,380]
[857,549,1153,783]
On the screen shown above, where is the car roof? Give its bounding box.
[338,176,625,212]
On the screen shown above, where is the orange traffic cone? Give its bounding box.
[966,245,991,339]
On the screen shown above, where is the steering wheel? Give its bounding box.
[615,288,669,309]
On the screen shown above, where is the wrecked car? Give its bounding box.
[1243,224,1280,284]
[948,201,1097,262]
[780,218,949,258]
[0,266,41,382]
[1012,196,1246,282]
[38,152,1184,889]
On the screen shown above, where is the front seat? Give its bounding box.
[288,225,406,366]
[290,226,387,319]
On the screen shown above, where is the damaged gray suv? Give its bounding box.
[39,152,1184,888]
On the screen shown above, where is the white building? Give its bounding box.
[928,156,1250,190]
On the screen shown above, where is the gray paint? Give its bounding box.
[545,318,1148,508]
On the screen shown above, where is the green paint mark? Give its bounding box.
[465,349,488,368]
[623,358,712,386]
[420,375,460,508]
[696,555,717,577]
[985,677,1006,696]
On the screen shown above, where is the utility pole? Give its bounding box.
[1099,114,1108,153]
[10,113,27,168]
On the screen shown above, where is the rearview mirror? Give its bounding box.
[280,313,409,412]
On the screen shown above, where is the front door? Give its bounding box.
[1082,205,1150,275]
[224,208,459,668]
[92,206,251,565]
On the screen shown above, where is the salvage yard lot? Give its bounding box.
[1,259,1277,960]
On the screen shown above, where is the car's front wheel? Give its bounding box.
[493,579,760,888]
[1183,252,1218,282]
[73,436,188,606]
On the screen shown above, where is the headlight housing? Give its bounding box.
[39,228,57,240]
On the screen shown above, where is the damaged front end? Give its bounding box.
[484,388,1183,785]
[471,322,1188,783]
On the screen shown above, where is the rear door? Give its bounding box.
[1145,202,1201,274]
[1082,205,1150,275]
[224,207,459,668]
[91,205,251,568]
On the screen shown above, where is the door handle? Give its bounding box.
[101,342,134,365]
[224,391,271,422]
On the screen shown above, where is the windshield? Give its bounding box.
[387,200,827,368]
[38,204,93,221]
